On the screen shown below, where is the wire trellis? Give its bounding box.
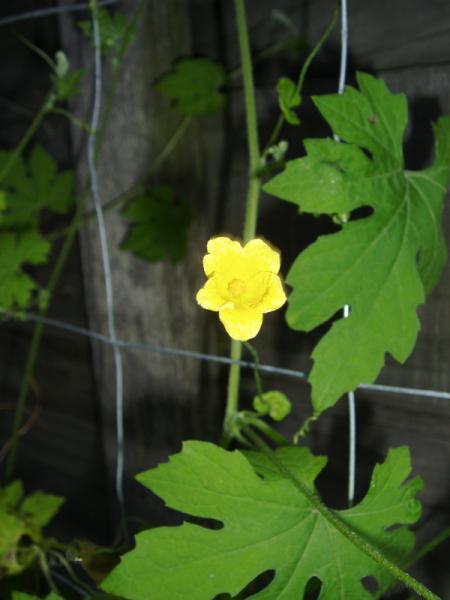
[334,0,357,508]
[86,0,126,536]
[0,0,118,28]
[12,311,450,402]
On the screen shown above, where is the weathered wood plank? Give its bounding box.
[59,0,225,522]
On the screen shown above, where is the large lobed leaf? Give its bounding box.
[102,441,422,600]
[264,72,450,414]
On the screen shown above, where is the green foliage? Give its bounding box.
[52,51,84,101]
[0,146,74,311]
[264,72,450,415]
[277,77,301,125]
[79,8,132,56]
[0,231,50,310]
[0,481,64,578]
[121,185,191,264]
[0,146,74,229]
[102,441,422,599]
[155,58,227,116]
[253,390,291,421]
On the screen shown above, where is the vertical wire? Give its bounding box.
[87,1,126,535]
[334,0,356,507]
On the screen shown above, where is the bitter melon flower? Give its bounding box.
[196,236,286,341]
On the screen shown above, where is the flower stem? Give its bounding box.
[243,426,441,600]
[224,0,261,441]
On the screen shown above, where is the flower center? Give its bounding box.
[227,278,246,298]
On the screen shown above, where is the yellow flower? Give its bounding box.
[196,236,287,341]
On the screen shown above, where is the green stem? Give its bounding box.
[223,0,262,442]
[234,0,260,177]
[228,36,300,81]
[0,94,52,184]
[243,341,264,398]
[243,426,441,600]
[244,415,290,446]
[242,175,261,246]
[50,107,93,133]
[264,6,338,151]
[223,339,242,447]
[408,527,450,567]
[37,549,59,595]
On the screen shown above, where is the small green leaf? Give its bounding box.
[0,511,30,576]
[253,390,292,421]
[21,491,65,528]
[264,73,450,414]
[0,484,65,578]
[0,231,50,310]
[277,77,301,125]
[121,186,191,264]
[0,480,24,510]
[155,58,227,116]
[52,52,84,101]
[102,442,422,600]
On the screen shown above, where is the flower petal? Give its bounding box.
[196,278,226,311]
[240,272,286,313]
[258,274,287,313]
[243,238,280,274]
[203,236,243,276]
[219,307,263,341]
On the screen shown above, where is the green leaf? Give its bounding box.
[155,58,227,116]
[0,481,24,510]
[0,511,29,576]
[0,146,74,229]
[21,491,65,529]
[121,186,190,264]
[0,231,50,310]
[264,72,450,414]
[277,77,301,125]
[253,390,292,421]
[52,51,84,101]
[102,441,422,600]
[0,484,64,578]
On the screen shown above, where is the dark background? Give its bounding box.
[0,0,449,597]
